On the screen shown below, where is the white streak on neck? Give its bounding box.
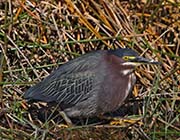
[122,62,140,66]
[121,69,133,76]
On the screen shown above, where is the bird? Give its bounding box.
[24,48,159,118]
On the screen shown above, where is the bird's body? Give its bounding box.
[24,48,158,118]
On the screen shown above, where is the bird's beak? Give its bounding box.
[132,56,160,65]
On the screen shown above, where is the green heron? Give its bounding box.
[24,48,159,118]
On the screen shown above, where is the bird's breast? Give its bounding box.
[112,73,135,109]
[97,54,136,113]
[98,71,136,113]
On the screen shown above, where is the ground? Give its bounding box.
[0,0,180,139]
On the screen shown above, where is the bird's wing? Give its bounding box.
[44,72,95,105]
[24,51,104,105]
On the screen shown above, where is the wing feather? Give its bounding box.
[24,50,105,106]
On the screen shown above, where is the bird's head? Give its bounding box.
[109,48,160,67]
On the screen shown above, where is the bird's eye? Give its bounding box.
[123,56,129,61]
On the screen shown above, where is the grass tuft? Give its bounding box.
[0,0,179,139]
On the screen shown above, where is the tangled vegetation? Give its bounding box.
[0,0,179,139]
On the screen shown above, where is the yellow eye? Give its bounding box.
[123,56,129,61]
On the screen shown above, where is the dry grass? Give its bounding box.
[0,0,180,139]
